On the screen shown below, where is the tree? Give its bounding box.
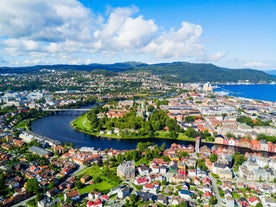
[169,131,178,139]
[48,182,55,190]
[255,203,263,207]
[177,202,188,207]
[35,193,43,202]
[226,132,235,139]
[179,151,189,157]
[185,116,195,123]
[76,180,83,189]
[233,152,246,166]
[209,196,217,205]
[147,105,154,112]
[26,178,40,194]
[197,159,208,171]
[208,154,218,163]
[185,127,198,138]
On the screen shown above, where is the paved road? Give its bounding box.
[209,174,223,207]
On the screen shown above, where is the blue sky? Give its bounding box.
[0,0,275,69]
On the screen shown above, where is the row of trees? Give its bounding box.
[257,133,276,143]
[237,116,271,128]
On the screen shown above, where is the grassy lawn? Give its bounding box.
[232,192,241,199]
[71,113,91,131]
[101,133,122,139]
[155,131,170,138]
[76,165,99,177]
[79,181,113,194]
[177,133,196,141]
[15,120,30,130]
[76,166,120,194]
[135,156,150,166]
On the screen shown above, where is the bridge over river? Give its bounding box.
[43,108,91,115]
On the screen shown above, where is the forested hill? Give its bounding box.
[0,61,275,83]
[132,62,276,83]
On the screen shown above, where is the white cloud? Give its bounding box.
[0,0,96,42]
[93,7,158,51]
[208,51,226,61]
[243,61,271,68]
[144,22,204,58]
[0,1,217,66]
[199,51,226,62]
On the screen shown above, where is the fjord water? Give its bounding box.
[215,84,276,102]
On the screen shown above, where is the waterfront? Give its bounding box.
[215,84,276,102]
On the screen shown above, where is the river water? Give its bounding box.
[31,114,198,150]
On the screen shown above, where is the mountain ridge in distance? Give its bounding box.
[0,61,275,83]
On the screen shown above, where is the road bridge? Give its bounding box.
[43,108,91,115]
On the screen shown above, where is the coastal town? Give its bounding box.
[0,70,276,207]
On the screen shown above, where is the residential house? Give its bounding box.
[46,187,59,198]
[225,196,235,207]
[267,142,275,152]
[199,145,211,156]
[157,194,168,205]
[86,200,102,207]
[143,183,159,194]
[179,189,193,200]
[238,165,254,180]
[251,140,260,151]
[117,187,130,199]
[217,167,232,179]
[259,140,268,152]
[38,197,59,207]
[88,191,101,201]
[248,196,260,206]
[80,175,91,184]
[137,191,154,202]
[117,160,135,179]
[137,164,149,176]
[134,177,147,185]
[159,165,168,174]
[238,139,252,149]
[238,197,249,207]
[188,169,196,177]
[64,190,80,202]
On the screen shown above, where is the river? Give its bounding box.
[31,114,200,150]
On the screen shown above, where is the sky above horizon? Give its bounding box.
[0,0,275,70]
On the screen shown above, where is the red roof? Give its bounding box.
[87,199,102,207]
[178,169,187,176]
[136,177,147,184]
[204,191,212,198]
[144,183,154,189]
[248,196,258,204]
[100,195,109,201]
